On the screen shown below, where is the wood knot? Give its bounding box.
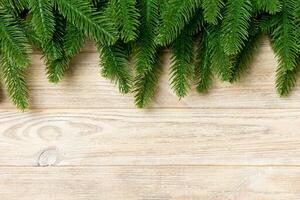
[37,147,60,167]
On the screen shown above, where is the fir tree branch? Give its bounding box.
[134,0,159,74]
[98,42,132,94]
[42,13,69,83]
[195,30,213,93]
[270,0,298,71]
[0,8,31,67]
[133,0,161,108]
[133,58,161,108]
[110,0,140,42]
[221,0,252,55]
[295,1,300,53]
[19,15,43,48]
[207,23,233,81]
[252,0,281,14]
[276,58,300,96]
[184,9,205,36]
[230,16,263,82]
[90,0,109,9]
[0,56,29,110]
[0,0,29,16]
[29,0,55,42]
[170,32,194,98]
[202,0,224,24]
[63,23,86,58]
[230,32,262,82]
[155,0,201,45]
[53,0,118,45]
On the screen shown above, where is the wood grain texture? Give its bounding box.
[0,109,300,166]
[1,166,300,200]
[1,39,300,109]
[1,38,300,199]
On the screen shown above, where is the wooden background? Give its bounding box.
[1,38,300,199]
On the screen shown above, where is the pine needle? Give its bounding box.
[221,0,252,55]
[98,42,132,94]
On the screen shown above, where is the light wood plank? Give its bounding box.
[0,109,300,166]
[0,166,299,200]
[1,39,300,109]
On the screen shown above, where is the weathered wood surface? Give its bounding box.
[0,39,300,200]
[1,166,300,200]
[0,109,300,166]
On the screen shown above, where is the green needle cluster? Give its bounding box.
[0,0,299,109]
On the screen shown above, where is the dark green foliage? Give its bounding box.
[252,0,281,14]
[133,0,161,107]
[229,16,263,82]
[42,13,68,83]
[276,58,300,96]
[195,31,213,93]
[0,0,29,16]
[221,0,252,55]
[0,57,29,110]
[109,0,140,42]
[53,0,118,45]
[133,58,161,108]
[169,11,204,98]
[230,32,262,82]
[295,1,300,52]
[133,0,159,75]
[170,32,194,98]
[0,8,30,67]
[0,0,300,109]
[270,0,298,71]
[29,0,55,42]
[202,0,224,24]
[0,8,30,109]
[19,16,43,48]
[155,0,202,45]
[207,23,233,81]
[98,42,132,94]
[63,23,86,58]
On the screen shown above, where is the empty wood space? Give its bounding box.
[0,38,299,199]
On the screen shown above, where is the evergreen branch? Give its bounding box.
[184,9,205,36]
[270,0,298,71]
[155,0,201,45]
[42,13,69,83]
[221,0,252,55]
[133,58,161,108]
[0,8,31,67]
[230,16,263,82]
[252,0,281,14]
[90,0,109,9]
[207,24,233,81]
[53,0,118,45]
[195,30,213,93]
[134,0,159,74]
[111,0,140,42]
[276,58,300,96]
[295,1,300,53]
[98,42,132,94]
[0,0,29,16]
[0,56,29,110]
[202,0,224,24]
[230,32,262,82]
[170,32,194,98]
[45,57,69,83]
[19,15,43,48]
[29,0,55,42]
[63,23,86,58]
